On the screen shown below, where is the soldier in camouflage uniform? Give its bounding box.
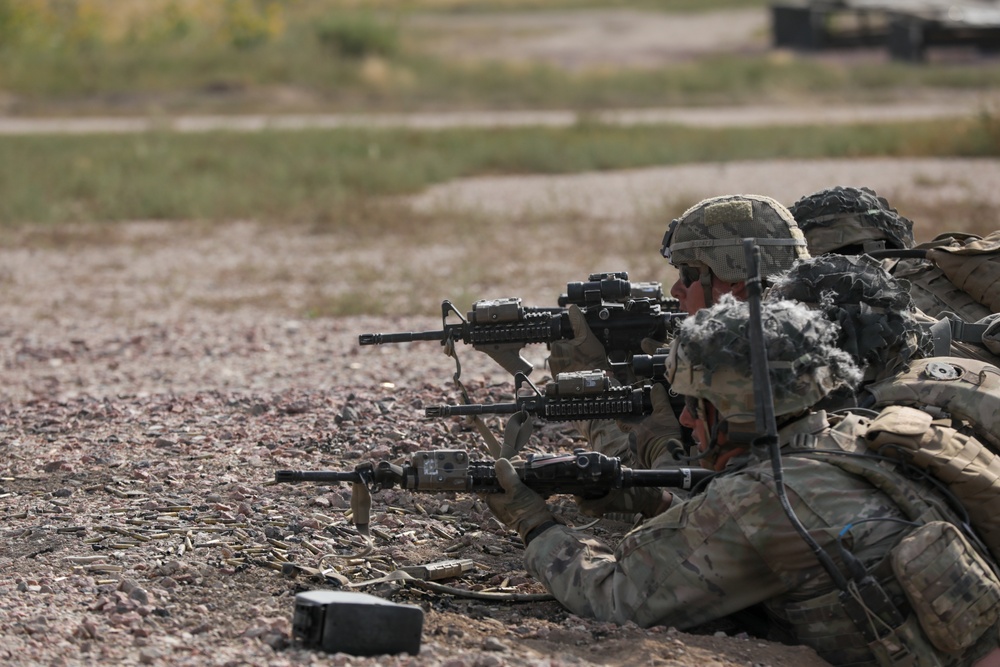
[661,193,810,314]
[548,195,809,517]
[487,297,1000,667]
[546,194,810,518]
[789,186,1000,363]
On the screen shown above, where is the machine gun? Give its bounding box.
[424,370,658,421]
[358,272,685,377]
[275,448,713,501]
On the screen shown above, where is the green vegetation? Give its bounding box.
[0,1,997,115]
[3,115,999,226]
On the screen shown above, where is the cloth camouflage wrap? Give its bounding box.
[660,194,809,283]
[767,255,933,384]
[667,295,862,422]
[789,186,915,256]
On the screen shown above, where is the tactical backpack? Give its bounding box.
[862,357,1000,452]
[892,231,1000,323]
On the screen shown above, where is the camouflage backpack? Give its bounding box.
[893,231,1000,323]
[862,356,1000,452]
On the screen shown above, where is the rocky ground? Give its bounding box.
[0,272,828,667]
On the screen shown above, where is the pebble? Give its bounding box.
[139,647,165,664]
[129,587,150,605]
[482,637,507,652]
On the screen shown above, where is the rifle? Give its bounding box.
[358,273,685,377]
[424,370,657,421]
[275,448,713,501]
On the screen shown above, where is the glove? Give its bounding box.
[640,336,668,355]
[576,486,672,519]
[548,305,610,377]
[483,459,554,543]
[617,383,685,469]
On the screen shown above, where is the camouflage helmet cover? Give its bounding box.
[666,295,862,423]
[661,194,810,283]
[767,254,932,383]
[790,186,915,256]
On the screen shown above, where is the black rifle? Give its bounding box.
[358,273,685,376]
[275,448,713,500]
[424,370,657,421]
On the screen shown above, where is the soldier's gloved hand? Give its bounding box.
[640,337,668,356]
[548,305,610,377]
[483,459,555,544]
[617,383,685,469]
[576,486,672,519]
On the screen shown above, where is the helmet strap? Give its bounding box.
[699,269,714,308]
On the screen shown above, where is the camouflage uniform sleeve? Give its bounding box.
[523,482,787,629]
[578,419,634,462]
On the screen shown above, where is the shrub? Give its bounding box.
[315,12,398,59]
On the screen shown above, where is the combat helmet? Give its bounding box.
[790,186,915,256]
[660,194,809,284]
[666,295,862,423]
[768,255,932,384]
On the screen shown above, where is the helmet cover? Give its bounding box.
[661,194,809,283]
[767,254,932,383]
[790,186,915,256]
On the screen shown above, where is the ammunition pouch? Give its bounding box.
[891,521,1000,655]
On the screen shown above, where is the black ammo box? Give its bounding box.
[292,590,424,656]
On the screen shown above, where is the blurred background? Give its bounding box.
[2,0,1000,320]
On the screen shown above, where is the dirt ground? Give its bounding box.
[4,6,1000,667]
[404,8,771,69]
[0,215,829,667]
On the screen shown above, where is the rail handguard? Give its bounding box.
[424,370,657,421]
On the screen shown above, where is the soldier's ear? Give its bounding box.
[722,280,748,302]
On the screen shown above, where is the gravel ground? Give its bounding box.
[0,198,841,667]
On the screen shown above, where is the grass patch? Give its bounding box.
[2,116,1000,225]
[0,2,997,115]
[10,49,1000,115]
